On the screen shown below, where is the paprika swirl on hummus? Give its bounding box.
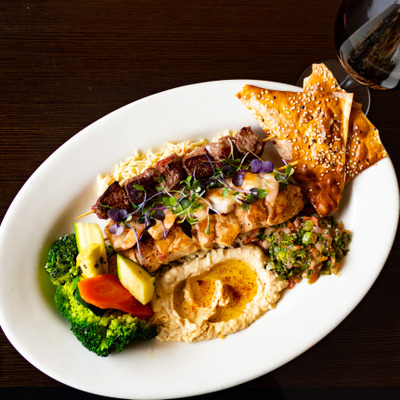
[151,246,288,342]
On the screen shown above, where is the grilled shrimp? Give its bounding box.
[205,187,236,214]
[240,172,279,203]
[148,209,177,240]
[105,220,145,252]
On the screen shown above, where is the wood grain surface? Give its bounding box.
[1,1,399,399]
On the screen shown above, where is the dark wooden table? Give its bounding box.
[1,1,399,399]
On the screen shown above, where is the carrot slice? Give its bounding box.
[311,215,319,226]
[78,274,153,319]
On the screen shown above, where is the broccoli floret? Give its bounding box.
[47,233,157,356]
[55,260,157,357]
[45,234,79,286]
[54,273,157,357]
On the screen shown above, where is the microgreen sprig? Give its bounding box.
[274,163,295,189]
[108,209,132,236]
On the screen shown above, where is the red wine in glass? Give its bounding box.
[335,0,400,90]
[298,0,400,114]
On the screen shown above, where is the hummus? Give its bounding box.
[151,245,288,342]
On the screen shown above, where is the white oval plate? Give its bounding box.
[0,80,398,399]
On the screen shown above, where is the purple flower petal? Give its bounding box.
[259,160,274,173]
[108,209,120,222]
[108,208,129,223]
[251,159,274,174]
[115,224,124,236]
[108,223,117,234]
[109,223,124,236]
[251,159,263,173]
[117,209,129,220]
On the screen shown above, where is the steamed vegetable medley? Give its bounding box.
[45,223,157,356]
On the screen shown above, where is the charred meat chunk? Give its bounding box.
[233,127,264,158]
[182,146,214,179]
[206,136,238,165]
[123,167,160,205]
[91,181,131,219]
[154,153,186,190]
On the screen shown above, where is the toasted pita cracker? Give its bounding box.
[303,63,387,183]
[302,63,342,93]
[345,102,388,182]
[236,84,353,216]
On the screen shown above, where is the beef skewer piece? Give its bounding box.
[182,127,264,177]
[123,167,160,206]
[154,153,186,191]
[91,154,186,218]
[182,146,215,178]
[91,181,133,220]
[232,126,265,157]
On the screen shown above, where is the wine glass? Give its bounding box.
[298,0,400,115]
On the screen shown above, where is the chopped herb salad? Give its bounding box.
[257,213,351,287]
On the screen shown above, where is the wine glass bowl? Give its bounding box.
[298,1,400,115]
[335,0,400,91]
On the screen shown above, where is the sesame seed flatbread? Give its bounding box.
[236,84,353,216]
[303,63,387,183]
[302,62,342,93]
